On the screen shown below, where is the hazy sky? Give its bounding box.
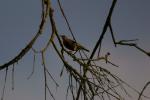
[0,0,150,100]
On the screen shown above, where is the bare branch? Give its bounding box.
[0,1,50,70]
[138,81,150,100]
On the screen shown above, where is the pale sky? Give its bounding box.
[0,0,150,100]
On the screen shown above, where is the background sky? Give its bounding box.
[0,0,150,100]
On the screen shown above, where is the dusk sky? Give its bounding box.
[0,0,150,100]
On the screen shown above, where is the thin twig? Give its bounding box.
[1,68,8,100]
[138,81,150,100]
[12,65,15,90]
[109,22,116,47]
[27,54,36,80]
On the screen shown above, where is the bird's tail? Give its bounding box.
[82,47,89,52]
[77,44,89,52]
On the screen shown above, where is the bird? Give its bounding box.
[60,35,89,52]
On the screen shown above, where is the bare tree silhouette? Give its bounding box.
[0,0,150,100]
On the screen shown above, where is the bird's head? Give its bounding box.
[60,35,65,38]
[60,35,67,40]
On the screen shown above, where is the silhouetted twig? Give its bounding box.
[138,81,150,100]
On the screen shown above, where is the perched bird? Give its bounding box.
[60,35,89,52]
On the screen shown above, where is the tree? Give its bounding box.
[0,0,150,100]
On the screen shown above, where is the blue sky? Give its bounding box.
[0,0,150,100]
